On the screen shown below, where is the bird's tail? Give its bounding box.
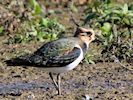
[5,54,32,66]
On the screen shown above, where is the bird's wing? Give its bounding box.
[44,46,81,67]
[31,38,82,67]
[5,38,82,67]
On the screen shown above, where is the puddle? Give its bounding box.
[0,81,50,96]
[0,76,132,96]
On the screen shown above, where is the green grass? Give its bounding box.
[7,0,65,44]
[85,0,133,61]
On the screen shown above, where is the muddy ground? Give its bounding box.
[0,57,133,100]
[0,1,133,100]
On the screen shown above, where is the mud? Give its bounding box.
[0,51,133,100]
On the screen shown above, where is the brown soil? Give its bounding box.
[1,55,133,100]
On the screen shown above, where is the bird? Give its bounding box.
[5,27,95,95]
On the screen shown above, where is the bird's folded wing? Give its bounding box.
[5,38,82,67]
[44,47,81,67]
[32,38,82,67]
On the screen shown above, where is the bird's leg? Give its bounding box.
[57,73,61,95]
[49,72,58,90]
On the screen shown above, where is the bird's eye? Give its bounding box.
[86,32,92,36]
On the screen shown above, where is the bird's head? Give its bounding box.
[74,27,95,46]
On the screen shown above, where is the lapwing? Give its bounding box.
[5,27,95,95]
